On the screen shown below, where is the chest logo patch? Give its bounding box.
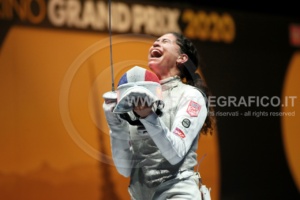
[186,100,201,117]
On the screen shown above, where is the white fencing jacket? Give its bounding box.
[103,76,207,188]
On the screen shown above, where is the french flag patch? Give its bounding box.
[186,100,201,117]
[117,66,160,86]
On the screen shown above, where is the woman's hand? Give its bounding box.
[133,104,153,118]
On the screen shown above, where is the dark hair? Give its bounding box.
[170,32,214,135]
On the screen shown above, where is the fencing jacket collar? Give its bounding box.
[160,76,180,91]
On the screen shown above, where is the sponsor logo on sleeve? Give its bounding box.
[182,118,191,128]
[186,100,201,117]
[173,127,186,138]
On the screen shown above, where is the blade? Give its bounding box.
[108,0,115,91]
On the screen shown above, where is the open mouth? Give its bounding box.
[150,49,162,58]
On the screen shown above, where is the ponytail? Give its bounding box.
[171,32,214,135]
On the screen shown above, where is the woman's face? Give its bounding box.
[148,33,181,79]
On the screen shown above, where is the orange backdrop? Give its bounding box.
[0,26,220,200]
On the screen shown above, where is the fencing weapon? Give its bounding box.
[103,0,117,103]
